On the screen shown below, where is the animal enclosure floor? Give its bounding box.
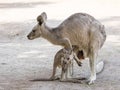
[0,27,120,90]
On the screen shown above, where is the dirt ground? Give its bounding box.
[0,0,120,90]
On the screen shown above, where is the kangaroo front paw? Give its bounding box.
[77,61,82,66]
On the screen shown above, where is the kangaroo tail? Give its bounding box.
[96,61,105,74]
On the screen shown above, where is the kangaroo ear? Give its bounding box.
[37,12,47,25]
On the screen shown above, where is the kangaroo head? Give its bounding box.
[61,49,73,72]
[27,12,47,40]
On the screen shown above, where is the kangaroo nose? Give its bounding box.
[27,35,30,39]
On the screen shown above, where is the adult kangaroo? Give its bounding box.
[27,12,106,84]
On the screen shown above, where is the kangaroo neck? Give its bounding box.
[41,24,59,45]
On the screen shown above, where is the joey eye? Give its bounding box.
[63,61,66,64]
[67,58,70,60]
[63,60,67,64]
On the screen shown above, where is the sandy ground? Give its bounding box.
[0,0,120,90]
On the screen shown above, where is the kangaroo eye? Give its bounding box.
[32,30,36,33]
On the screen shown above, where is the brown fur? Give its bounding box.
[77,51,84,59]
[72,45,84,66]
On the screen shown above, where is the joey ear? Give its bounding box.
[37,12,47,25]
[62,49,68,53]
